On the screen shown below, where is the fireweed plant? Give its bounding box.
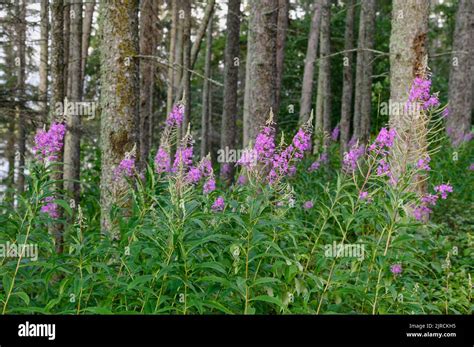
[0,78,472,314]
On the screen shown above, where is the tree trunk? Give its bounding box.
[353,0,376,144]
[81,0,95,88]
[166,0,178,115]
[299,0,322,124]
[340,0,355,155]
[139,0,157,167]
[447,0,473,144]
[201,17,213,158]
[181,0,191,132]
[15,0,26,196]
[243,0,278,146]
[359,0,376,144]
[63,0,82,204]
[314,0,331,151]
[39,0,49,124]
[174,0,216,104]
[63,2,70,97]
[50,0,65,254]
[99,0,140,235]
[275,0,289,115]
[220,0,241,182]
[389,0,429,194]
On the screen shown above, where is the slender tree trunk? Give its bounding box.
[63,1,70,97]
[353,0,376,144]
[299,0,322,124]
[50,0,65,254]
[389,0,429,194]
[166,0,177,115]
[181,0,191,132]
[243,0,278,146]
[139,0,157,167]
[340,0,355,155]
[174,0,216,104]
[15,0,26,196]
[6,115,16,205]
[99,0,140,235]
[63,0,82,204]
[314,0,331,151]
[201,17,213,158]
[220,0,241,182]
[359,0,376,144]
[81,0,95,88]
[39,0,49,124]
[447,0,473,144]
[275,0,289,116]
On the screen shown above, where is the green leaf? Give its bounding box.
[14,291,30,306]
[250,295,284,308]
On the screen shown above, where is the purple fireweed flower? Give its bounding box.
[469,163,474,171]
[343,145,365,172]
[434,184,453,199]
[40,197,60,219]
[237,175,247,185]
[33,122,66,162]
[369,127,397,154]
[292,128,312,154]
[155,147,171,174]
[172,146,193,173]
[308,160,321,172]
[408,77,440,110]
[254,126,276,162]
[186,166,202,184]
[359,191,368,200]
[421,194,438,206]
[416,155,431,171]
[376,159,391,176]
[331,125,340,142]
[199,157,213,177]
[464,132,474,143]
[303,200,314,209]
[203,178,216,194]
[237,149,257,168]
[211,196,225,212]
[390,263,403,275]
[220,163,231,176]
[166,104,184,127]
[308,152,329,172]
[114,157,135,178]
[413,205,432,221]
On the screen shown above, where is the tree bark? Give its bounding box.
[275,0,289,115]
[389,0,429,194]
[81,0,95,88]
[139,0,157,167]
[243,0,278,146]
[63,1,70,97]
[447,0,473,144]
[220,0,241,182]
[314,0,331,151]
[15,0,26,196]
[99,0,140,235]
[201,16,213,158]
[39,0,49,124]
[359,0,376,144]
[299,0,322,125]
[340,0,355,155]
[63,0,82,204]
[174,0,216,104]
[50,0,65,254]
[166,0,178,115]
[353,0,376,144]
[181,0,191,132]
